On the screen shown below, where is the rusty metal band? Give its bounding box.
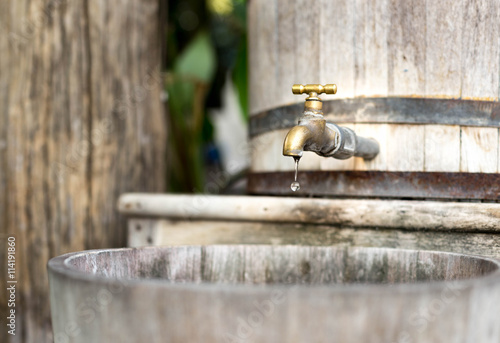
[249,98,500,137]
[247,171,500,200]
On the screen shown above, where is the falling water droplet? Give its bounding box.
[291,156,300,192]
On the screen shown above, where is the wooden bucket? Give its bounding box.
[247,0,500,200]
[48,245,500,342]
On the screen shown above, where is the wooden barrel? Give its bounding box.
[48,245,500,342]
[247,0,500,200]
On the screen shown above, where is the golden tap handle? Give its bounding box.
[292,84,337,96]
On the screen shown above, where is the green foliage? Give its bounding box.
[175,32,216,83]
[166,0,247,193]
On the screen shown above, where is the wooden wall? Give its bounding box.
[0,1,166,342]
[248,0,500,177]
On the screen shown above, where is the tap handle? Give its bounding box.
[292,84,337,96]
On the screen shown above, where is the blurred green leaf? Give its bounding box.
[174,31,216,83]
[232,34,248,120]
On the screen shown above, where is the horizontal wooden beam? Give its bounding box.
[118,194,500,232]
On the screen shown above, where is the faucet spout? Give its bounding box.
[283,117,337,157]
[282,83,380,161]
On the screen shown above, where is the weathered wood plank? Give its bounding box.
[248,0,278,114]
[386,125,425,171]
[276,0,297,108]
[460,127,498,173]
[128,219,500,259]
[387,0,426,96]
[294,0,320,85]
[424,125,460,172]
[0,1,166,342]
[250,130,295,172]
[425,0,462,97]
[87,0,166,248]
[319,0,355,98]
[49,245,500,342]
[118,194,500,233]
[461,0,500,100]
[353,0,389,97]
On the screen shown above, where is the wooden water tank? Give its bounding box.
[49,245,500,343]
[247,0,500,200]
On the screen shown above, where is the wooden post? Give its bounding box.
[0,1,166,342]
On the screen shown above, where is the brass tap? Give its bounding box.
[283,84,379,160]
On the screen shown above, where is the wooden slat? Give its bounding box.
[460,126,498,173]
[319,0,355,98]
[425,0,463,97]
[294,0,320,85]
[129,219,500,259]
[386,125,425,171]
[118,194,500,233]
[1,1,167,342]
[248,0,278,114]
[387,0,426,96]
[353,0,389,97]
[353,124,388,171]
[276,0,297,107]
[461,0,500,100]
[424,125,460,172]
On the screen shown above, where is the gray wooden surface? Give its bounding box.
[49,245,500,342]
[0,2,166,342]
[248,0,500,177]
[118,194,500,233]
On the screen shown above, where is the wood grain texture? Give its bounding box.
[461,0,500,99]
[118,194,500,233]
[249,0,500,107]
[388,0,426,96]
[424,125,460,172]
[248,0,278,114]
[382,125,425,171]
[353,0,389,97]
[48,245,500,342]
[294,0,320,85]
[319,1,356,98]
[128,219,500,259]
[248,0,500,184]
[276,0,297,107]
[460,127,498,173]
[425,0,462,97]
[0,1,166,342]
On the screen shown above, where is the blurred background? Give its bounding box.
[165,0,249,194]
[0,1,249,342]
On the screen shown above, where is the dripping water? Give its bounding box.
[291,156,300,192]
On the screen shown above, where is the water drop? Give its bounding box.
[291,156,301,192]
